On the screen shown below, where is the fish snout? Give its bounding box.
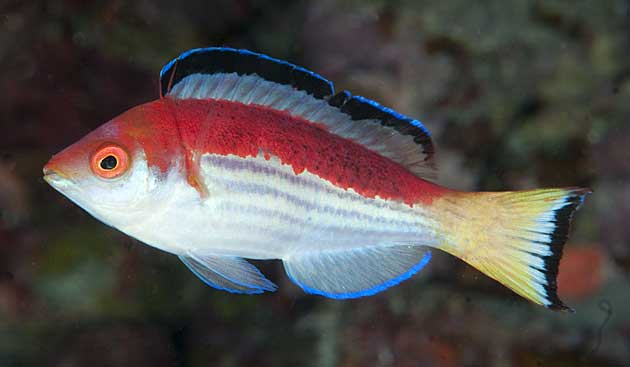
[43,158,71,185]
[42,165,54,177]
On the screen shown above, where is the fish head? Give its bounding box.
[43,102,175,227]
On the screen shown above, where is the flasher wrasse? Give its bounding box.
[43,48,590,310]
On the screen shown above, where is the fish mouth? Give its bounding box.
[43,166,71,187]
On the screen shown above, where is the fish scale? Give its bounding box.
[201,153,424,226]
[200,154,435,257]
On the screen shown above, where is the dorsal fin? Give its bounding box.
[328,92,435,179]
[160,47,333,99]
[159,47,436,179]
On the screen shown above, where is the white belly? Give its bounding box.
[119,153,441,259]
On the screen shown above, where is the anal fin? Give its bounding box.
[179,251,277,294]
[283,245,431,299]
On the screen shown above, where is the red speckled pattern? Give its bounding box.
[157,98,448,206]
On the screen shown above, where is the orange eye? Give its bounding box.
[91,144,130,179]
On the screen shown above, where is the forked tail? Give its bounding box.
[434,188,590,311]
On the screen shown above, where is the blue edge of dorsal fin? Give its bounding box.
[327,90,430,134]
[160,47,334,99]
[352,95,432,141]
[328,91,434,160]
[159,47,331,85]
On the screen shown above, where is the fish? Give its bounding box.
[43,47,590,310]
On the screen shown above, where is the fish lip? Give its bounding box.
[43,171,63,185]
[42,166,71,185]
[42,166,54,177]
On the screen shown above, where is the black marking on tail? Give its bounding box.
[542,188,591,311]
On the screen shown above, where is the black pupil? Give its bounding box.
[100,155,118,170]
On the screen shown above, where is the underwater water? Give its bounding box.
[1,1,629,366]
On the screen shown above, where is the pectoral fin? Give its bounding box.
[179,251,277,294]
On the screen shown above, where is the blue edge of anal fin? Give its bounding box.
[286,251,432,299]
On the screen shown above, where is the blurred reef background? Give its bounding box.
[1,1,629,366]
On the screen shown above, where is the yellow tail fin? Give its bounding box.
[435,188,590,311]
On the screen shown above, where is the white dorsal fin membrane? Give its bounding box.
[283,245,432,299]
[179,251,277,294]
[160,47,436,180]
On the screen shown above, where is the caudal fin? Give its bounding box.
[435,188,590,311]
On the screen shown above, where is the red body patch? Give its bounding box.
[140,98,448,205]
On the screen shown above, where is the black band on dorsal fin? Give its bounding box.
[327,90,351,107]
[328,91,435,165]
[160,47,334,99]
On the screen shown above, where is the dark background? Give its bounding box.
[1,1,629,366]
